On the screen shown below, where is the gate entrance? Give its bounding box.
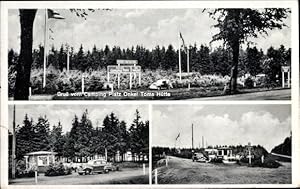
[107,59,141,89]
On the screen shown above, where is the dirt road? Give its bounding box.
[189,89,291,100]
[10,167,149,185]
[153,156,291,184]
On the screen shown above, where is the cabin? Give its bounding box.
[24,151,58,173]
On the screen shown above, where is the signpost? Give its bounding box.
[281,66,291,88]
[247,142,253,165]
[107,60,141,89]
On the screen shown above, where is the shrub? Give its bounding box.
[45,162,72,176]
[15,161,38,178]
[244,77,254,88]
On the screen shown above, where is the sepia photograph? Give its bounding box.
[8,104,149,185]
[152,104,291,184]
[7,8,291,100]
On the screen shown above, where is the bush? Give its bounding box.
[15,160,38,178]
[45,162,72,176]
[8,67,231,95]
[244,77,254,88]
[242,155,281,168]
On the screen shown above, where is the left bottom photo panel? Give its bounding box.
[7,104,149,185]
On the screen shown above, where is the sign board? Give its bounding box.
[132,66,141,73]
[107,60,141,89]
[281,66,290,72]
[107,65,141,73]
[121,66,132,73]
[107,66,122,73]
[117,59,138,65]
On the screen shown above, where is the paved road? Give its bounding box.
[189,89,291,100]
[10,167,149,185]
[153,156,291,184]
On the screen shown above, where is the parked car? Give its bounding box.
[78,159,119,175]
[149,79,173,90]
[192,152,207,163]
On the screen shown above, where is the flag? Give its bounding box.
[179,32,186,47]
[179,32,187,52]
[48,9,65,19]
[175,133,180,141]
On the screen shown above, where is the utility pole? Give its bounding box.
[192,124,194,149]
[12,105,16,179]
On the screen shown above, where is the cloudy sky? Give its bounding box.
[9,104,149,133]
[8,9,291,52]
[152,104,291,152]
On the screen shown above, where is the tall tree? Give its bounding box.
[207,8,290,93]
[129,110,149,161]
[58,45,66,71]
[32,115,51,151]
[14,9,37,100]
[245,46,264,76]
[15,114,35,160]
[49,121,64,156]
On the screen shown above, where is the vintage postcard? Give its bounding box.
[0,1,299,189]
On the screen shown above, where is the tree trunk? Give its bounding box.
[14,9,37,100]
[230,40,240,94]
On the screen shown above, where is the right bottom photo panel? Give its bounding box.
[152,104,291,184]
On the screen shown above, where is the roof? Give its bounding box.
[25,151,58,156]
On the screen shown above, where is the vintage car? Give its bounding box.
[192,152,207,163]
[78,159,119,175]
[149,79,173,90]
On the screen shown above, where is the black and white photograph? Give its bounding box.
[1,1,299,189]
[152,104,291,184]
[7,8,292,100]
[8,104,149,185]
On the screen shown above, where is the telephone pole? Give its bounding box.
[192,124,194,149]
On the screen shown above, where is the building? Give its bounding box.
[24,151,57,173]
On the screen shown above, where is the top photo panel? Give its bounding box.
[8,8,291,100]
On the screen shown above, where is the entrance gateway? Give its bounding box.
[107,60,141,89]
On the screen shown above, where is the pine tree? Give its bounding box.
[58,45,66,71]
[32,116,51,151]
[49,121,64,156]
[16,114,35,160]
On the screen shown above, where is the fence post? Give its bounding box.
[166,157,168,167]
[110,84,114,93]
[81,75,84,93]
[129,73,132,89]
[154,169,158,184]
[261,155,264,163]
[35,171,38,184]
[29,87,32,97]
[143,163,146,175]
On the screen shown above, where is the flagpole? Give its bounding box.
[43,9,48,88]
[187,47,189,73]
[178,33,182,81]
[67,44,70,73]
[187,47,190,89]
[12,105,16,179]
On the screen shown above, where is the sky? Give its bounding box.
[8,9,291,53]
[152,104,291,152]
[8,104,149,133]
